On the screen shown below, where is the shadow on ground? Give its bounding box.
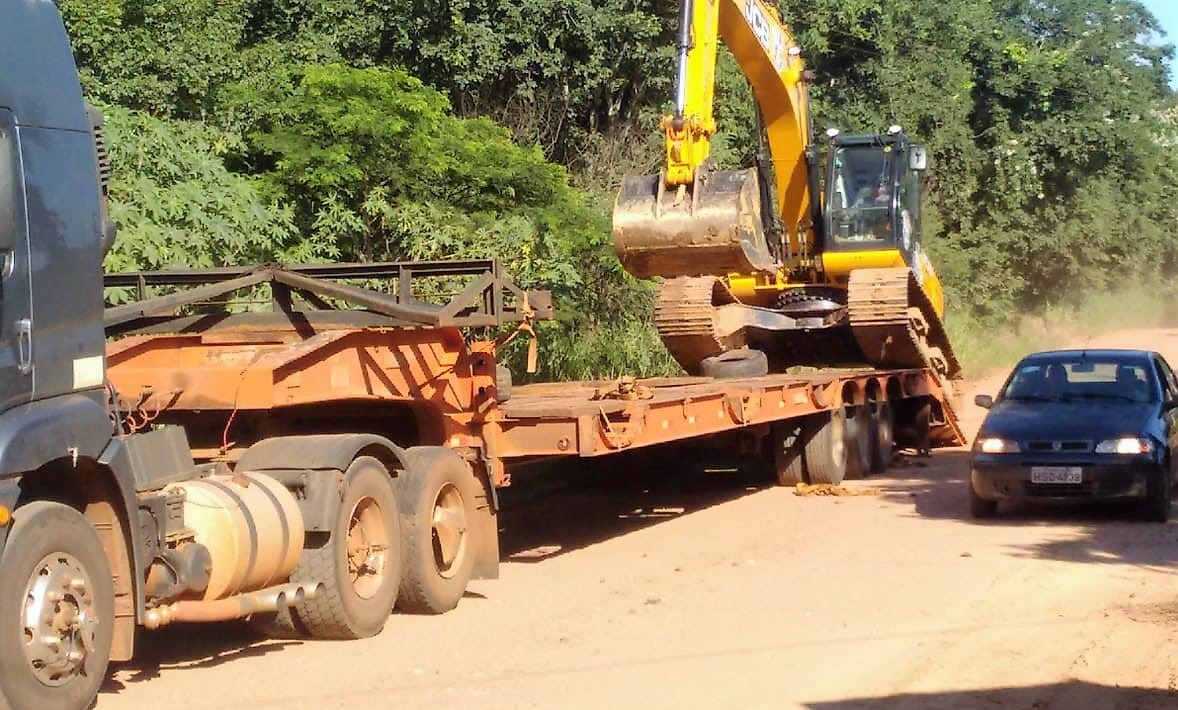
[805,679,1178,710]
[100,622,296,695]
[875,447,1178,569]
[497,439,774,561]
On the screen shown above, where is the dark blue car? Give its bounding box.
[970,349,1178,521]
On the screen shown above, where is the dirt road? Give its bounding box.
[96,330,1178,709]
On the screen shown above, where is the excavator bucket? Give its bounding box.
[612,167,776,279]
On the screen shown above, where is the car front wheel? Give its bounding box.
[1142,470,1172,523]
[969,481,998,519]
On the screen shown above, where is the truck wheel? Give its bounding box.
[286,456,402,639]
[769,420,808,486]
[0,501,114,710]
[870,400,895,474]
[700,349,769,379]
[396,447,478,614]
[845,404,872,479]
[805,410,847,485]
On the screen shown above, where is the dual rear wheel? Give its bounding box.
[252,446,479,639]
[769,396,897,487]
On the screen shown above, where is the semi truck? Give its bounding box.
[0,2,962,708]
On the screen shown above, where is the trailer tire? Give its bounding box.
[281,456,402,639]
[914,399,932,456]
[769,420,809,486]
[845,404,872,479]
[805,410,847,485]
[396,447,478,614]
[0,501,114,710]
[870,400,895,474]
[700,348,769,379]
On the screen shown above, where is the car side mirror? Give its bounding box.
[974,394,994,409]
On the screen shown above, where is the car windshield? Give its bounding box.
[1001,358,1155,403]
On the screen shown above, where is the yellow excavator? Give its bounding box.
[613,0,960,388]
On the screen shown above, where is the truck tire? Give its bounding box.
[0,501,114,710]
[769,420,808,486]
[700,349,769,379]
[283,456,402,639]
[845,404,872,479]
[396,447,478,614]
[870,400,895,474]
[805,410,847,485]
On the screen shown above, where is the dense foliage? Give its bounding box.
[59,0,1177,377]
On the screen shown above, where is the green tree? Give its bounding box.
[100,104,305,276]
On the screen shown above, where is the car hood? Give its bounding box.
[980,400,1156,441]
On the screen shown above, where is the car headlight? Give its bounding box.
[974,437,1020,454]
[1094,437,1154,455]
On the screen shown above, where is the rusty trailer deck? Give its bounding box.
[489,368,963,462]
[102,261,964,490]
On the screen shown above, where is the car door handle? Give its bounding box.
[15,317,31,374]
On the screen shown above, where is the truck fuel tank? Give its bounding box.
[168,472,304,600]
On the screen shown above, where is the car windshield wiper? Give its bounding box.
[1070,392,1142,403]
[1004,394,1055,402]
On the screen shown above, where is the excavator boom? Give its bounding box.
[613,0,815,279]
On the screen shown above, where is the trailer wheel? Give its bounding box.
[870,400,895,474]
[0,501,114,710]
[914,399,932,456]
[700,348,769,379]
[805,410,848,485]
[284,456,402,639]
[396,447,478,614]
[769,420,809,486]
[845,404,872,479]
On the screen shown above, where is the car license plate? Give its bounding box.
[1030,466,1083,484]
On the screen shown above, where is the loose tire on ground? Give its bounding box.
[769,420,809,486]
[277,456,402,639]
[700,348,769,379]
[396,446,479,614]
[0,501,115,710]
[870,399,895,474]
[845,404,872,479]
[805,409,848,485]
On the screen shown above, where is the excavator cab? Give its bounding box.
[821,129,928,272]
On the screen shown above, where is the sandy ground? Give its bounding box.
[94,329,1178,710]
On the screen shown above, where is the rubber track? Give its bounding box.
[846,267,963,443]
[654,276,731,376]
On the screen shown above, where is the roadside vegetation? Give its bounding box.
[62,0,1178,379]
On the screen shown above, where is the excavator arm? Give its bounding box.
[615,0,816,279]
